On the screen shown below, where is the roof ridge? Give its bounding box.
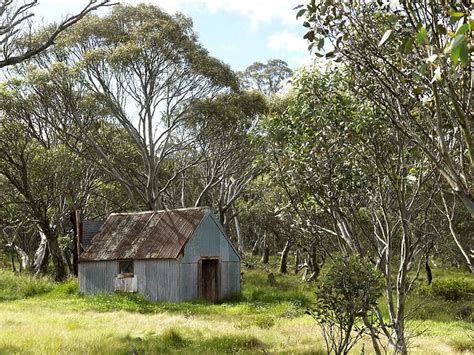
[110,207,210,216]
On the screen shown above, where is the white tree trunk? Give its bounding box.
[32,231,48,274]
[6,244,29,270]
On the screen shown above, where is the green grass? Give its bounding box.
[0,259,473,354]
[0,269,55,300]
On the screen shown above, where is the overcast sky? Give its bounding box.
[33,0,313,71]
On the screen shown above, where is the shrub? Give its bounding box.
[431,279,474,301]
[417,278,474,301]
[308,256,384,355]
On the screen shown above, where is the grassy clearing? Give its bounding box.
[0,259,472,354]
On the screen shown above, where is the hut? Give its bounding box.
[78,207,241,302]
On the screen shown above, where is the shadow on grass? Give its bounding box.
[118,327,267,354]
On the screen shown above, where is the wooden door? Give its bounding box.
[200,259,219,302]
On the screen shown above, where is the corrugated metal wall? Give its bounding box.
[79,261,117,294]
[220,261,241,297]
[135,259,180,302]
[178,262,198,300]
[181,214,240,263]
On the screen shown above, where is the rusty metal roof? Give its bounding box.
[79,207,208,261]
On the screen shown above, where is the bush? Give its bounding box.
[417,278,474,301]
[431,279,474,301]
[308,256,384,355]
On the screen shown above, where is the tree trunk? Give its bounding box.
[261,233,269,264]
[310,245,322,280]
[234,214,244,255]
[32,231,48,274]
[455,190,474,218]
[363,316,382,355]
[48,236,67,281]
[65,249,74,275]
[279,239,291,274]
[10,251,16,272]
[447,214,474,273]
[394,319,407,355]
[38,224,67,281]
[70,211,79,276]
[294,249,300,275]
[394,270,408,354]
[251,237,259,256]
[425,258,432,285]
[441,192,474,273]
[7,243,29,271]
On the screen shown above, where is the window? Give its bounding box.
[118,260,134,277]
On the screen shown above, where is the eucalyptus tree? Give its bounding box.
[0,180,36,272]
[438,190,474,272]
[173,91,268,252]
[239,59,293,96]
[12,4,238,211]
[297,0,473,216]
[0,0,113,67]
[0,116,98,280]
[42,4,239,211]
[267,66,440,354]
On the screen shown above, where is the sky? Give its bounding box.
[33,0,314,72]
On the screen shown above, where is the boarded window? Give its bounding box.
[118,260,134,277]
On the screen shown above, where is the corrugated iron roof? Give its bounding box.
[79,207,208,261]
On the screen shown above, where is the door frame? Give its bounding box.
[198,257,221,302]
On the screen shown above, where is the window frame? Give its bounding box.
[118,259,134,278]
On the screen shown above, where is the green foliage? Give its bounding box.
[314,256,383,318]
[238,59,293,96]
[309,256,384,354]
[407,269,474,323]
[297,1,472,67]
[47,277,80,297]
[417,278,474,302]
[253,314,276,329]
[296,0,474,226]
